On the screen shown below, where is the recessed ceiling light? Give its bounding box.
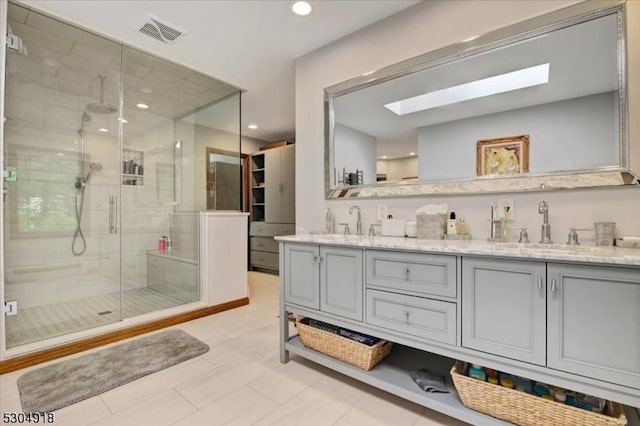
[43,59,61,67]
[136,103,149,110]
[381,155,388,159]
[462,35,480,43]
[248,124,258,129]
[291,1,312,16]
[409,152,416,156]
[119,117,128,123]
[56,152,64,157]
[385,63,550,116]
[140,87,153,94]
[98,128,109,133]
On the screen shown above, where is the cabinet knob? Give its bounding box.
[313,254,319,263]
[403,266,410,280]
[551,278,557,294]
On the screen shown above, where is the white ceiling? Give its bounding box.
[16,0,420,142]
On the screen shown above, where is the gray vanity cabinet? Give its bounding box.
[462,257,546,366]
[547,263,640,389]
[283,243,363,321]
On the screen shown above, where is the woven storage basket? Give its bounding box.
[296,319,393,371]
[450,362,627,426]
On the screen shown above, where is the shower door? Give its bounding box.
[2,4,123,349]
[2,2,241,353]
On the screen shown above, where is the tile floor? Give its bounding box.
[0,272,467,426]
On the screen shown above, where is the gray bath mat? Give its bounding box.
[17,329,209,413]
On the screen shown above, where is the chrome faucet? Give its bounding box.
[538,201,552,244]
[349,205,362,236]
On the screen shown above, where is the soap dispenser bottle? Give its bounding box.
[325,208,335,234]
[447,212,457,235]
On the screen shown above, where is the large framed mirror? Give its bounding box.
[325,0,640,199]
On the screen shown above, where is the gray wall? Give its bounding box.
[418,92,618,181]
[334,123,377,185]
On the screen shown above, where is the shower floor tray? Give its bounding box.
[5,287,186,348]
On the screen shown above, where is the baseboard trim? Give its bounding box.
[0,297,249,375]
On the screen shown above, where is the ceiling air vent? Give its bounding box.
[138,14,186,44]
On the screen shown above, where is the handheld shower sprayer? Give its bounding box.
[85,162,103,180]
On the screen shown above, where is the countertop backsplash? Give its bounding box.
[315,185,640,246]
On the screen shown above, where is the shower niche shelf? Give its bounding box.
[123,149,144,186]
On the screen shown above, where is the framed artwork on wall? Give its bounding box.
[477,134,530,176]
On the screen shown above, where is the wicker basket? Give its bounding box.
[450,362,627,426]
[296,319,393,371]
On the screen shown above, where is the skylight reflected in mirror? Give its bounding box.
[384,63,550,115]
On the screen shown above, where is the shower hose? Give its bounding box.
[71,186,87,256]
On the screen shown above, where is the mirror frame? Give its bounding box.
[324,0,637,199]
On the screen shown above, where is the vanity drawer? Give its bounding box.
[250,222,295,237]
[366,289,456,345]
[250,250,279,269]
[366,250,456,298]
[250,236,278,253]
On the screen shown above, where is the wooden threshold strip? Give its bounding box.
[0,297,249,375]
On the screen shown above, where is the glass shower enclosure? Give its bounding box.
[1,2,241,353]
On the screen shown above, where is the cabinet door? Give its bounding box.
[264,148,281,223]
[320,246,363,321]
[279,145,295,224]
[462,257,546,365]
[283,243,319,309]
[547,263,640,389]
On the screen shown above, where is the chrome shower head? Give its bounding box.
[86,75,118,115]
[85,162,103,181]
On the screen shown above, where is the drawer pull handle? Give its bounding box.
[403,266,410,280]
[537,277,543,291]
[403,311,410,323]
[551,278,557,294]
[313,254,319,263]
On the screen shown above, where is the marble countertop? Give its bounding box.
[275,234,640,266]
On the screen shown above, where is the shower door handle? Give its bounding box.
[108,196,113,233]
[113,196,118,235]
[109,196,117,234]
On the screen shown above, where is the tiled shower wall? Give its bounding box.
[169,213,199,255]
[3,80,176,305]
